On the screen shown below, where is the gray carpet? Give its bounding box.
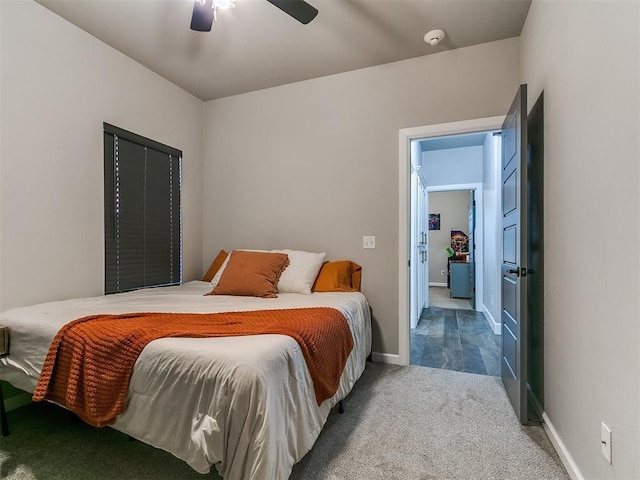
[1,364,568,480]
[0,402,214,480]
[291,364,568,479]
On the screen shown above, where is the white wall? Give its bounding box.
[202,38,520,355]
[521,2,639,479]
[0,0,204,311]
[422,146,483,187]
[481,133,501,329]
[427,191,470,284]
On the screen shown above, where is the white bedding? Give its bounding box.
[0,281,372,479]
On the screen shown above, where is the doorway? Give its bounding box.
[427,189,475,321]
[400,92,544,421]
[408,133,497,374]
[426,188,478,312]
[398,116,504,367]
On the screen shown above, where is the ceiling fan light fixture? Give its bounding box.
[211,0,236,10]
[191,0,317,32]
[196,0,236,10]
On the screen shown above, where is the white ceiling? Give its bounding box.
[418,131,491,152]
[36,0,531,101]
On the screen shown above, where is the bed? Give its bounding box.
[0,279,372,479]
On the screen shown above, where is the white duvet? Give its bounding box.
[0,281,372,479]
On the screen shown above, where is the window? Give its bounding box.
[104,123,182,294]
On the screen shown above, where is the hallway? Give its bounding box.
[411,306,500,376]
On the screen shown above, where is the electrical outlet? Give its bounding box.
[363,236,376,249]
[601,423,612,464]
[440,270,446,276]
[491,294,494,306]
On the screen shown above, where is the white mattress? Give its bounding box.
[0,281,372,479]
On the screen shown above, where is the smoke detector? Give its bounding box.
[424,29,446,46]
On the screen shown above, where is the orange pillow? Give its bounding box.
[312,261,362,292]
[202,249,228,282]
[210,250,289,298]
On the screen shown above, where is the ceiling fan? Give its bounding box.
[190,0,318,32]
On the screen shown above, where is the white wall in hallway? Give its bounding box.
[422,146,483,187]
[481,133,501,330]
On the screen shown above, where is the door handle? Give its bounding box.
[507,267,534,277]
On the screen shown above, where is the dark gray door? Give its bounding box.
[527,92,545,422]
[501,84,528,424]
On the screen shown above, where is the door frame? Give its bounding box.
[398,116,504,366]
[425,182,484,312]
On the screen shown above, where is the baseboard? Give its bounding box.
[5,392,32,412]
[429,282,447,287]
[371,352,402,365]
[542,412,584,480]
[482,304,501,334]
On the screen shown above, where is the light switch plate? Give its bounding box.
[363,236,376,249]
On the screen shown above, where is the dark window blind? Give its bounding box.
[104,123,182,294]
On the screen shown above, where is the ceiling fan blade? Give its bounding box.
[190,0,214,32]
[265,0,318,25]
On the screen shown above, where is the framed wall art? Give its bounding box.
[428,213,440,230]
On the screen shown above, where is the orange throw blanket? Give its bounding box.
[33,308,354,427]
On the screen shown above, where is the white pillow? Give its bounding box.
[210,249,268,288]
[272,249,326,294]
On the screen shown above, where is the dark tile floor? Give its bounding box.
[411,307,501,376]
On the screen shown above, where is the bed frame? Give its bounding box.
[0,385,345,438]
[0,386,8,437]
